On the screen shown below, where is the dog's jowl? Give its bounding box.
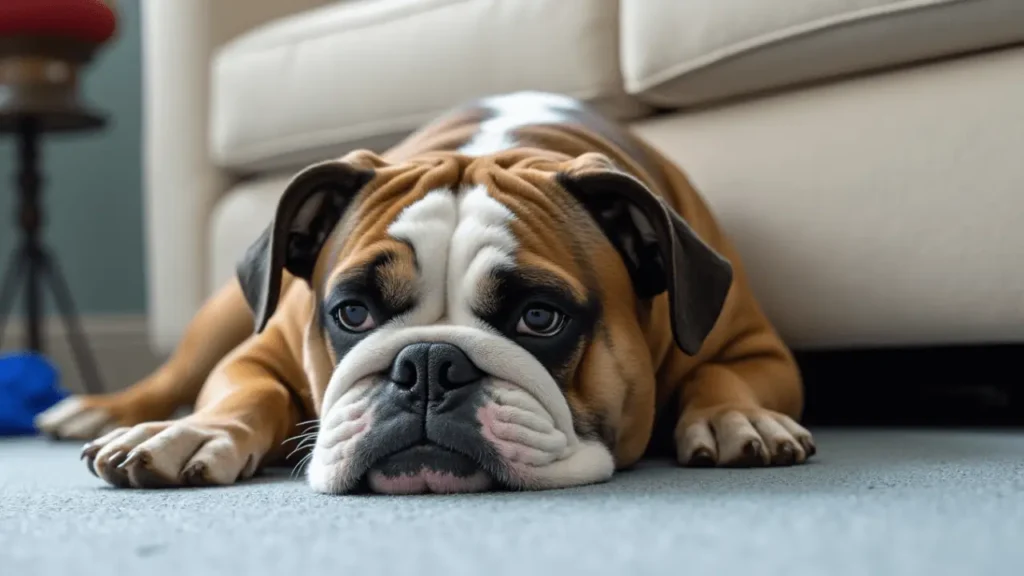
[37,92,815,494]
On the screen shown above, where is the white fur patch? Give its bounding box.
[387,189,458,325]
[448,185,517,325]
[34,396,116,440]
[458,91,582,156]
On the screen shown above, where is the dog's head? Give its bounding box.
[237,149,732,494]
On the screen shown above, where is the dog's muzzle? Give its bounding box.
[364,342,495,493]
[306,325,615,495]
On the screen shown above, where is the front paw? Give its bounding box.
[81,419,259,488]
[35,382,178,441]
[676,407,816,468]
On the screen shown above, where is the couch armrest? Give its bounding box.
[141,0,331,353]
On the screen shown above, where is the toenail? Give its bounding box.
[118,450,148,470]
[773,443,796,466]
[688,447,716,467]
[744,439,764,459]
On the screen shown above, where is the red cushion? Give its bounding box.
[0,0,116,44]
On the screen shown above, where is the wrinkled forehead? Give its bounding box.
[316,167,593,314]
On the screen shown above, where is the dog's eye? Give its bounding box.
[516,305,567,337]
[332,301,376,333]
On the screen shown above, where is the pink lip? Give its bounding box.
[366,468,493,494]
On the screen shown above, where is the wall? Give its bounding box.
[0,0,145,318]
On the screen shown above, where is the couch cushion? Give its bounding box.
[630,47,1024,348]
[212,0,647,173]
[621,0,1024,107]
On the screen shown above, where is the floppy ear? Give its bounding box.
[236,160,374,333]
[557,169,733,356]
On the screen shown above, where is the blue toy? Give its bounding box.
[0,352,66,436]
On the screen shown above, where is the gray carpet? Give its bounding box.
[2,429,1022,576]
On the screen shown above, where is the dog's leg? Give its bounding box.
[35,279,257,440]
[80,306,308,488]
[673,330,816,468]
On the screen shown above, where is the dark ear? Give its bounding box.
[557,170,733,356]
[236,161,374,333]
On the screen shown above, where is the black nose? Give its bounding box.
[389,343,484,396]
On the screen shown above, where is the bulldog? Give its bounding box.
[36,92,814,494]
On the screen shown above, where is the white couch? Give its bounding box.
[141,0,1024,355]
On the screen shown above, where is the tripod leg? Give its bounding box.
[14,117,46,353]
[39,249,105,395]
[26,247,43,352]
[0,249,27,350]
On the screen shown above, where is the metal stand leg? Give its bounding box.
[0,117,106,395]
[16,117,44,353]
[40,248,104,394]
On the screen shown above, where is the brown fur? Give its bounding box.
[65,95,813,487]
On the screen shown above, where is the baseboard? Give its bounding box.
[1,315,164,395]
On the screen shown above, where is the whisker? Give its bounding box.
[283,418,326,476]
[291,453,314,480]
[281,425,320,447]
[296,437,318,450]
[282,434,313,447]
[287,441,316,461]
[290,421,321,435]
[286,440,318,460]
